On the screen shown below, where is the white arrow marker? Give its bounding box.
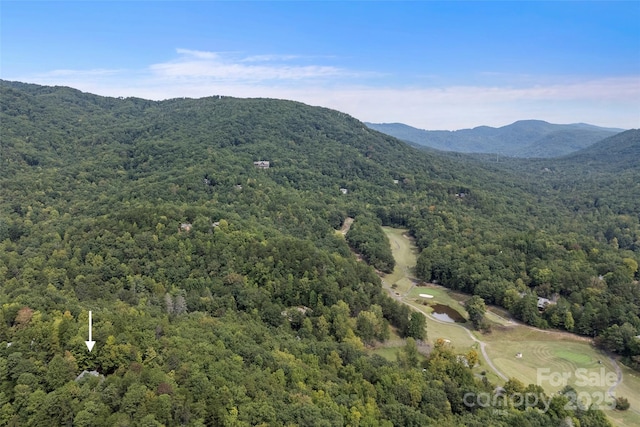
[85,311,95,352]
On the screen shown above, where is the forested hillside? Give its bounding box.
[414,129,640,363]
[0,80,635,425]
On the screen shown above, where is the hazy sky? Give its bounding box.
[2,1,639,130]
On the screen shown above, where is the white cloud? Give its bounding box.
[43,68,125,77]
[148,49,350,81]
[241,54,303,62]
[306,78,640,129]
[175,48,219,59]
[8,49,639,130]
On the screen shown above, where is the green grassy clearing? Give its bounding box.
[380,226,640,426]
[406,285,468,318]
[554,349,593,365]
[405,300,475,347]
[381,227,418,294]
[370,346,399,362]
[484,327,598,378]
[367,327,426,363]
[484,308,515,327]
[482,326,640,425]
[609,365,640,426]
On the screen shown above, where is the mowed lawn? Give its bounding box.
[484,328,608,392]
[482,326,640,425]
[610,364,640,427]
[405,299,474,347]
[406,285,468,318]
[381,227,419,294]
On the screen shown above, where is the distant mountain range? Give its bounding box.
[366,120,626,158]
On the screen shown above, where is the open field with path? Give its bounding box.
[380,226,640,426]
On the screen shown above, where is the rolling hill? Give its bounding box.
[366,120,624,158]
[490,129,640,220]
[559,128,640,168]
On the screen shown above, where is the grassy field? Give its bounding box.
[369,329,404,362]
[381,227,418,295]
[380,226,640,426]
[483,326,640,426]
[406,285,469,318]
[484,306,516,327]
[611,364,640,426]
[368,327,427,363]
[484,328,607,391]
[405,299,475,346]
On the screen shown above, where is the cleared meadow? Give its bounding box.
[380,226,640,426]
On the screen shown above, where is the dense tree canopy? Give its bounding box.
[346,215,395,273]
[0,80,634,425]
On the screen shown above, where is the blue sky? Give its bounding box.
[2,1,639,130]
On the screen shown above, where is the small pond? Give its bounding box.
[430,304,466,323]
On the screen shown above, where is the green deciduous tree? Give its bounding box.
[465,295,487,330]
[406,312,426,341]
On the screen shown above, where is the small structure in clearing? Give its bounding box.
[419,293,434,299]
[253,161,270,169]
[515,352,523,359]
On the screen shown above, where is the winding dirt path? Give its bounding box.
[381,227,508,381]
[418,300,509,380]
[339,217,354,235]
[608,356,623,399]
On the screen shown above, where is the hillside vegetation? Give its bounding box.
[1,80,637,426]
